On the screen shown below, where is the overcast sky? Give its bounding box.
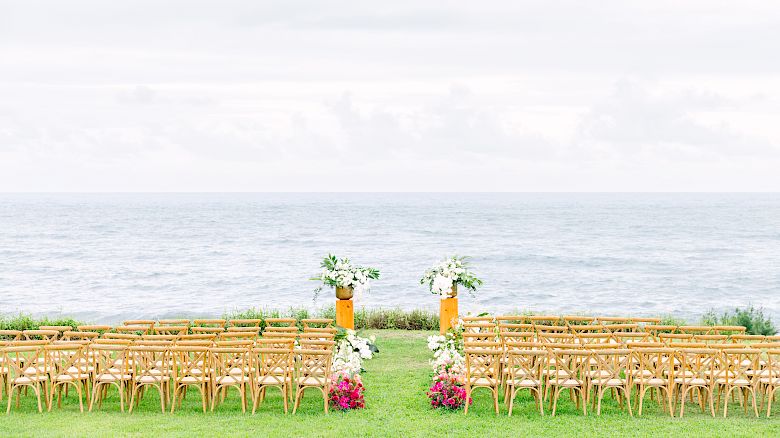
[1,1,779,191]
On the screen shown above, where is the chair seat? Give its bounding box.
[759,377,780,385]
[216,375,249,385]
[715,378,751,386]
[549,378,583,387]
[136,375,170,384]
[634,377,668,386]
[591,378,627,387]
[12,375,48,384]
[256,375,291,385]
[508,378,541,388]
[297,376,327,386]
[96,373,133,382]
[469,377,498,387]
[674,377,708,386]
[54,373,89,382]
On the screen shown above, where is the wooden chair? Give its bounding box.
[22,329,59,341]
[3,345,48,413]
[464,342,502,415]
[761,349,780,417]
[210,347,251,413]
[170,345,211,413]
[0,330,23,341]
[154,325,188,336]
[588,348,633,416]
[251,341,294,413]
[717,349,760,417]
[44,343,90,412]
[674,348,716,417]
[603,323,640,334]
[89,344,131,412]
[545,349,590,416]
[731,334,766,344]
[128,345,171,413]
[292,348,333,414]
[38,326,74,338]
[597,316,633,325]
[504,343,545,416]
[122,320,155,333]
[630,347,675,416]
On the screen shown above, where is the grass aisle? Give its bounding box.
[1,330,779,437]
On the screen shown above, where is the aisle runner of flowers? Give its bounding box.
[327,328,377,411]
[426,320,472,410]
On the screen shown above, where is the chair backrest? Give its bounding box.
[154,325,188,336]
[23,329,59,341]
[765,350,780,379]
[603,323,640,333]
[298,332,336,342]
[500,331,536,345]
[61,331,99,341]
[497,323,534,333]
[569,325,607,335]
[676,348,717,380]
[178,333,217,342]
[611,332,652,345]
[302,327,338,335]
[39,325,74,334]
[301,318,333,329]
[44,343,89,380]
[261,326,296,334]
[256,338,296,349]
[719,349,759,385]
[563,315,597,326]
[597,316,633,325]
[176,340,214,347]
[299,340,336,351]
[505,347,546,383]
[171,346,210,384]
[730,334,766,344]
[92,338,133,347]
[645,325,678,335]
[712,325,747,335]
[252,346,294,385]
[462,316,494,324]
[261,332,297,341]
[632,347,675,381]
[538,332,576,344]
[463,322,495,334]
[158,319,190,326]
[90,343,130,379]
[590,348,632,380]
[533,324,568,334]
[115,325,152,335]
[129,345,170,380]
[296,349,333,386]
[546,349,590,384]
[576,333,615,345]
[462,333,498,345]
[2,345,45,380]
[494,315,531,325]
[692,334,728,345]
[141,334,179,341]
[227,327,263,335]
[217,332,257,342]
[464,344,502,385]
[102,332,140,340]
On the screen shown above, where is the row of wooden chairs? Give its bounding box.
[1,332,337,414]
[0,318,334,341]
[463,338,780,418]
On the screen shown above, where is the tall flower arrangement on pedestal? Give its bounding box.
[312,254,380,300]
[420,256,482,298]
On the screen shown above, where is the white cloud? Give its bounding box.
[1,1,779,191]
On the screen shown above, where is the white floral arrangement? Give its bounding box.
[426,319,465,376]
[331,329,378,375]
[420,256,483,297]
[312,254,380,300]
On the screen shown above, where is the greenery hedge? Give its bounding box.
[1,306,775,335]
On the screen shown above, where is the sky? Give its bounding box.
[1,0,779,191]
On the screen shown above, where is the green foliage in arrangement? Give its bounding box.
[0,314,82,331]
[0,330,777,438]
[224,307,440,331]
[701,306,777,336]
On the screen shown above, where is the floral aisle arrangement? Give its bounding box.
[312,254,380,300]
[327,329,377,410]
[427,373,471,410]
[420,256,482,298]
[426,319,471,410]
[329,372,365,411]
[332,329,378,375]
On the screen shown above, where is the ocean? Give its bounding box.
[0,193,778,324]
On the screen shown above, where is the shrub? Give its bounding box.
[0,314,82,331]
[701,306,777,336]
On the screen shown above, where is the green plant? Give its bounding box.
[701,306,776,336]
[0,314,82,332]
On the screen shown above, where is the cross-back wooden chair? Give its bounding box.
[463,342,502,415]
[0,330,23,341]
[301,319,333,329]
[3,345,48,413]
[504,342,546,416]
[717,348,760,417]
[292,348,333,414]
[170,345,211,413]
[674,348,717,417]
[122,320,155,333]
[38,326,74,338]
[44,343,90,412]
[154,325,188,336]
[251,341,294,414]
[588,348,633,416]
[89,343,131,412]
[128,345,170,413]
[544,348,590,416]
[210,347,252,413]
[762,349,780,417]
[630,347,675,416]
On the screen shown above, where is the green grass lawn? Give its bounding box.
[2,330,779,437]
